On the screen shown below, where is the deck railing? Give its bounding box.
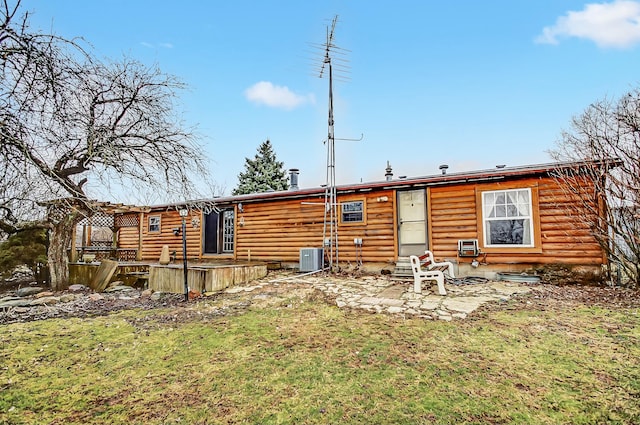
[75,246,138,262]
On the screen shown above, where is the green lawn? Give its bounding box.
[1,293,639,424]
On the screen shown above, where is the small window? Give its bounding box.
[482,188,533,247]
[341,201,364,223]
[148,216,161,233]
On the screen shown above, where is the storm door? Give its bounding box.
[397,189,427,256]
[204,209,235,254]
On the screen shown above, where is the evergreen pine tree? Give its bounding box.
[232,140,289,195]
[0,228,48,279]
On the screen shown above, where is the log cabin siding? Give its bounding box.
[152,212,202,261]
[120,211,203,261]
[117,227,139,250]
[537,178,603,264]
[113,162,608,272]
[429,186,478,259]
[428,177,603,265]
[234,190,396,263]
[235,196,325,261]
[116,213,142,254]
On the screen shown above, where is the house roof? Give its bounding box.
[145,158,618,211]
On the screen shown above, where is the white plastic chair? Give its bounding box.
[409,255,447,295]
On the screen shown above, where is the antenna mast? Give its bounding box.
[311,15,353,271]
[320,15,339,271]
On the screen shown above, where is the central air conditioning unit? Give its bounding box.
[299,248,324,272]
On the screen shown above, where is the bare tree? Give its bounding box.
[1,1,211,289]
[550,92,640,286]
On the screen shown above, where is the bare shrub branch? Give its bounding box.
[550,92,640,286]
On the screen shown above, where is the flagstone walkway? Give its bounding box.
[225,273,533,321]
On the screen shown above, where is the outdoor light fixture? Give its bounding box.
[191,216,200,229]
[178,208,188,301]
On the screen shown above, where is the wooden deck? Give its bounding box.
[149,263,267,293]
[69,262,150,288]
[68,261,268,293]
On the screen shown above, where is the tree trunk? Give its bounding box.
[48,214,77,291]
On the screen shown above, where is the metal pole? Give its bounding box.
[182,216,188,301]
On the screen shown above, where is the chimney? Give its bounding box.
[439,164,449,175]
[288,168,299,190]
[385,161,393,181]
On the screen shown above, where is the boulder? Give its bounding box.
[88,293,105,301]
[104,285,135,293]
[59,294,76,303]
[0,299,33,308]
[16,287,44,297]
[107,280,125,288]
[68,284,88,292]
[29,296,60,306]
[150,292,165,301]
[0,296,21,303]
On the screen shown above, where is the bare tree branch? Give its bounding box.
[1,1,213,288]
[550,91,640,286]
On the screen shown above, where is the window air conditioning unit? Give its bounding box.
[299,248,324,272]
[458,239,480,257]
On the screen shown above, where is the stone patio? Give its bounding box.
[225,273,533,321]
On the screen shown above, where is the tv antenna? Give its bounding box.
[311,15,360,271]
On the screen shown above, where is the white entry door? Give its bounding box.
[397,189,427,256]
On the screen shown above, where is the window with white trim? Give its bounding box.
[482,188,533,247]
[148,216,161,233]
[341,201,364,223]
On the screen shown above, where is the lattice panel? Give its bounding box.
[114,214,140,228]
[117,249,138,261]
[78,213,114,228]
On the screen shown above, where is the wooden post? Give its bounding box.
[70,222,78,263]
[181,214,188,301]
[137,212,144,261]
[86,224,92,247]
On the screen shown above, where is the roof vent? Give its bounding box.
[385,161,393,181]
[289,168,299,190]
[439,164,449,175]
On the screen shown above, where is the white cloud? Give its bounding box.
[244,81,315,110]
[536,0,640,48]
[140,41,173,49]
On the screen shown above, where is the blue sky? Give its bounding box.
[20,0,640,196]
